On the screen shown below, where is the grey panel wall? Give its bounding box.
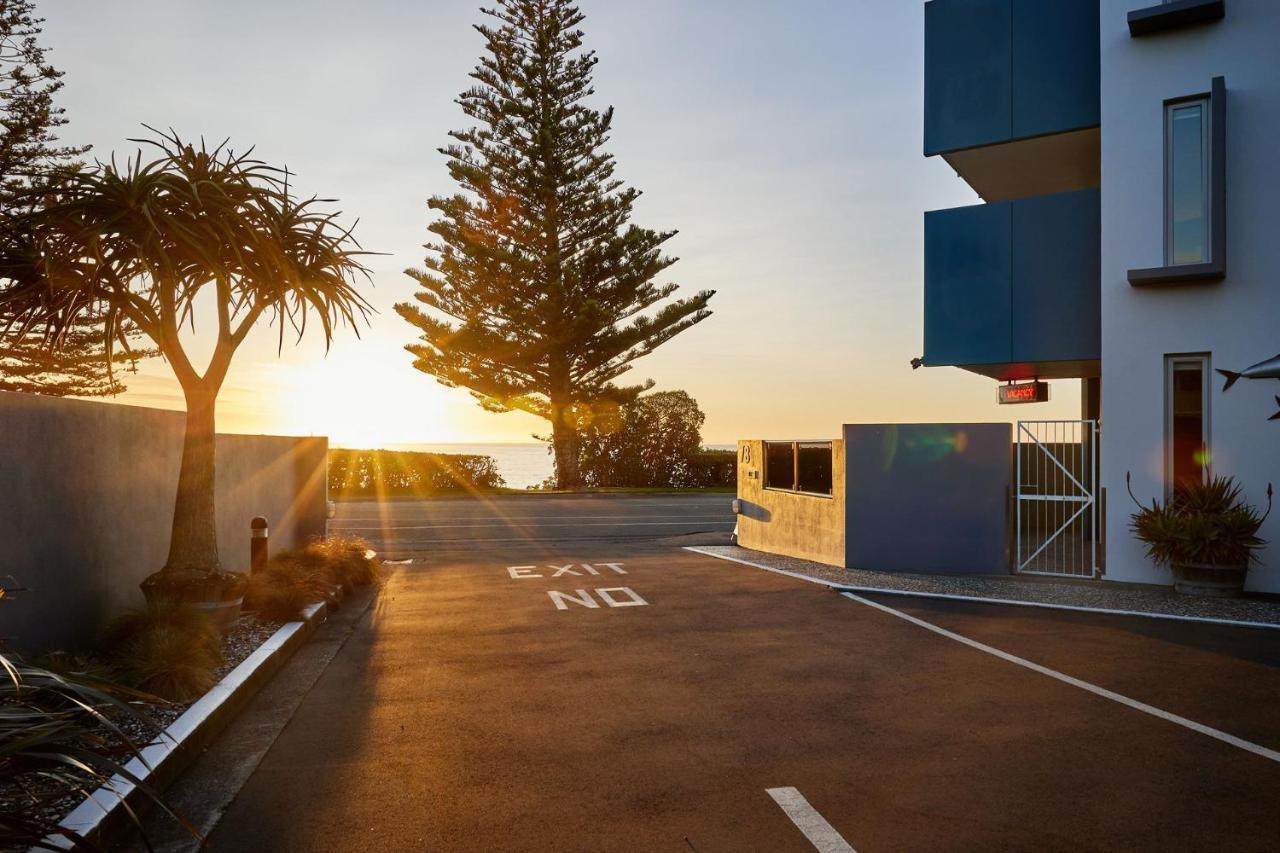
[843,424,1011,575]
[0,392,328,651]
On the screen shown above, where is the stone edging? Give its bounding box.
[43,600,332,851]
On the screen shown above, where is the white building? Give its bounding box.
[920,0,1279,592]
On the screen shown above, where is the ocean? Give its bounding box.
[382,442,735,490]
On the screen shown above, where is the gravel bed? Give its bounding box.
[691,545,1280,626]
[1,612,286,845]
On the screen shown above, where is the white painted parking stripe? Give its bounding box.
[841,591,1280,765]
[332,514,732,527]
[766,787,856,853]
[684,547,1280,632]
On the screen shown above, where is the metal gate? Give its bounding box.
[1015,420,1099,577]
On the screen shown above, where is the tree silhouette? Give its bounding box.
[397,0,713,488]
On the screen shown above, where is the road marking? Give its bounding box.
[841,591,1280,765]
[334,519,735,531]
[766,787,856,853]
[685,547,1280,632]
[546,587,649,610]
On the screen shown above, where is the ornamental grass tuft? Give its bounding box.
[102,604,223,702]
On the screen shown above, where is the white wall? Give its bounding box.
[1100,0,1280,591]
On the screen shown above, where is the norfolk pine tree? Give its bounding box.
[0,0,147,396]
[397,0,713,488]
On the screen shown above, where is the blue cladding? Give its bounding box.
[924,0,1099,155]
[924,189,1099,368]
[1011,0,1100,140]
[1012,190,1100,363]
[924,0,1011,155]
[924,202,1012,366]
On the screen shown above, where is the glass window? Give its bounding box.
[797,442,834,495]
[1166,99,1209,266]
[764,441,795,491]
[1166,356,1210,492]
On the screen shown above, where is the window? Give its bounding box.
[764,441,795,490]
[1129,77,1226,285]
[764,441,833,496]
[1166,98,1209,266]
[1166,355,1210,492]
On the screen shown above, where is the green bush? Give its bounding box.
[102,605,223,702]
[1129,474,1270,568]
[1,651,194,849]
[328,448,504,496]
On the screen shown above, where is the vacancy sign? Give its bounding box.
[999,381,1049,404]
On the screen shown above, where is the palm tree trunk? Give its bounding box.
[163,383,220,573]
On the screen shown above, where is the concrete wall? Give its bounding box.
[844,424,1011,575]
[1099,1,1280,592]
[0,391,328,652]
[735,440,846,568]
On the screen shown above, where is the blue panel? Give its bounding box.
[1011,189,1100,363]
[1012,0,1100,139]
[924,202,1012,366]
[845,424,1011,575]
[924,0,1011,155]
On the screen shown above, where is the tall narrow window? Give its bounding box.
[1166,355,1210,492]
[1166,98,1210,266]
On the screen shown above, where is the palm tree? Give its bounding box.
[0,130,370,594]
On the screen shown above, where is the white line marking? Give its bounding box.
[841,591,1280,765]
[766,787,856,853]
[683,547,1280,632]
[333,520,735,531]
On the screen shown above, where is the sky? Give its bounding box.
[40,0,1083,447]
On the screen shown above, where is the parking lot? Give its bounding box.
[203,535,1280,852]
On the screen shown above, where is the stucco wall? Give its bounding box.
[1099,1,1280,592]
[0,391,328,651]
[735,440,846,567]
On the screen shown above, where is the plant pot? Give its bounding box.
[1171,562,1247,598]
[190,596,245,632]
[140,569,249,632]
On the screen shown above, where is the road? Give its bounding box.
[145,496,1280,852]
[328,493,737,553]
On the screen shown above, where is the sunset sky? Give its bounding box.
[43,0,1083,447]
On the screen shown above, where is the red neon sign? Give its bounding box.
[999,381,1049,404]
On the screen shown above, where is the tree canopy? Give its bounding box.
[397,0,713,487]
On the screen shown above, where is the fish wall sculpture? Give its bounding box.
[1216,353,1280,421]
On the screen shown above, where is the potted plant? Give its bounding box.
[1127,474,1272,597]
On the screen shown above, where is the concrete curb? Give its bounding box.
[44,600,332,851]
[684,546,1280,632]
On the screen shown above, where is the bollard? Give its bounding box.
[250,516,269,573]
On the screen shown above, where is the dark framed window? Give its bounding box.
[764,440,833,496]
[1166,354,1210,493]
[764,441,795,490]
[1129,77,1226,286]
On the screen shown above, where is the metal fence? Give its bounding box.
[1015,420,1100,578]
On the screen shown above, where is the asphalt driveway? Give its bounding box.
[197,542,1280,852]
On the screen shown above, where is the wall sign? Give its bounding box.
[999,381,1049,404]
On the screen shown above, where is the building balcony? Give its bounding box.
[923,188,1100,381]
[924,0,1099,202]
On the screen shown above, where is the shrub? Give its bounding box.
[1128,474,1271,568]
[0,651,195,849]
[243,535,383,620]
[102,605,223,702]
[328,449,504,496]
